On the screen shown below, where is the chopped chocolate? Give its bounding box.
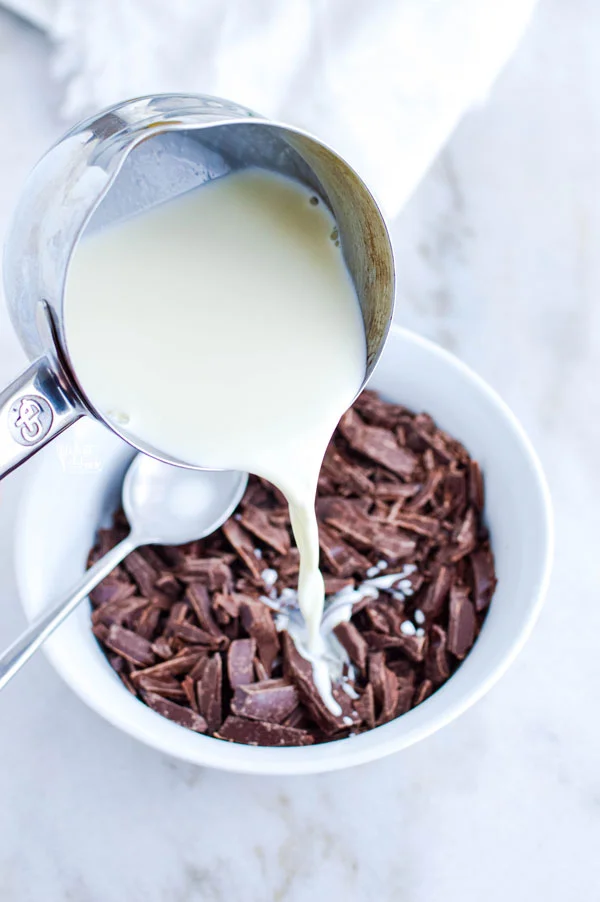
[368,652,399,725]
[231,679,299,723]
[222,519,263,581]
[240,600,280,674]
[468,460,484,512]
[413,679,434,707]
[333,621,368,671]
[90,579,136,607]
[322,498,417,562]
[227,638,256,689]
[103,625,155,667]
[135,675,187,700]
[318,523,370,577]
[123,551,159,597]
[88,390,496,747]
[196,654,223,732]
[216,716,314,747]
[447,584,476,658]
[339,408,418,478]
[419,564,453,617]
[470,548,497,611]
[238,507,291,555]
[354,683,376,728]
[185,583,223,636]
[425,625,450,684]
[142,692,207,732]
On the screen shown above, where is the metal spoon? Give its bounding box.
[0,455,247,690]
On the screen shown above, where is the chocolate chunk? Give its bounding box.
[154,572,181,600]
[470,548,497,611]
[227,638,256,689]
[123,551,159,597]
[222,518,263,581]
[240,600,279,674]
[91,594,148,628]
[134,604,161,641]
[130,649,204,682]
[216,716,314,747]
[135,675,187,700]
[425,625,451,684]
[322,499,417,562]
[196,654,223,732]
[385,512,440,538]
[281,633,357,734]
[213,592,242,622]
[353,390,407,428]
[238,507,291,555]
[182,675,200,712]
[405,468,445,512]
[321,444,375,495]
[447,584,477,658]
[420,564,453,617]
[324,577,355,595]
[151,636,174,659]
[373,481,422,501]
[90,579,136,607]
[103,624,155,667]
[368,652,399,725]
[333,621,368,671]
[447,507,478,562]
[355,683,376,728]
[231,679,299,723]
[185,583,223,636]
[468,460,484,511]
[179,558,233,592]
[318,523,371,577]
[142,692,207,732]
[413,679,434,707]
[396,674,416,715]
[339,408,418,478]
[171,621,224,648]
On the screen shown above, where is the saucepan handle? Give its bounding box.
[0,356,83,479]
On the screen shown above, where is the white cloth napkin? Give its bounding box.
[13,0,538,219]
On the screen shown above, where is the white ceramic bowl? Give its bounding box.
[15,326,553,775]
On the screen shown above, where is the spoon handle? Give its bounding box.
[0,535,137,691]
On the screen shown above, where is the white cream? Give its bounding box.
[65,168,366,667]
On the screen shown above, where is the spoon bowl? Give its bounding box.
[0,452,247,690]
[124,455,247,545]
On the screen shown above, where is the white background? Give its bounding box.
[0,1,598,899]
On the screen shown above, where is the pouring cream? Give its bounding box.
[65,168,366,708]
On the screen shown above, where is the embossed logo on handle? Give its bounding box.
[8,395,53,446]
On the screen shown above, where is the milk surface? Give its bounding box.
[65,168,366,691]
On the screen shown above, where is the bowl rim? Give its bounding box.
[14,326,554,774]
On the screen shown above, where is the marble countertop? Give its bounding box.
[0,2,598,899]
